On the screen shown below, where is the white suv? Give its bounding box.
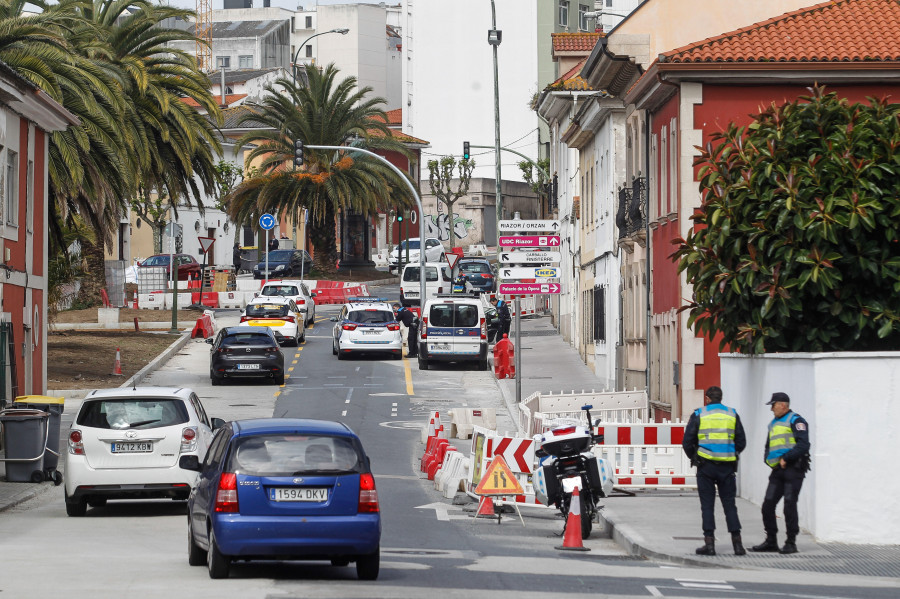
[389,237,444,272]
[418,296,489,371]
[64,387,223,517]
[330,298,402,359]
[258,279,316,327]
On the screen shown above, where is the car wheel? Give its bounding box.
[332,339,338,356]
[356,547,380,580]
[275,372,285,385]
[479,357,489,371]
[65,490,86,517]
[188,520,207,566]
[207,528,230,579]
[338,350,347,361]
[210,369,221,386]
[330,558,350,567]
[418,355,428,370]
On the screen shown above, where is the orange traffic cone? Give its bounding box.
[556,487,590,551]
[112,347,123,376]
[475,496,497,519]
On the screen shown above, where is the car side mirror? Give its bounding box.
[211,417,226,429]
[179,455,201,471]
[205,338,213,345]
[310,292,316,297]
[329,316,337,321]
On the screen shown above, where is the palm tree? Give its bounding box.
[227,63,414,275]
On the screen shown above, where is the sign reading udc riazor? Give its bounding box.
[498,235,560,247]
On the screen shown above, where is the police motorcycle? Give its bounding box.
[532,405,614,539]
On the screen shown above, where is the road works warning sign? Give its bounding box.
[474,455,524,496]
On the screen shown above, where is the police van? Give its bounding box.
[417,295,488,371]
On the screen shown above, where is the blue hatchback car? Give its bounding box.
[183,418,381,579]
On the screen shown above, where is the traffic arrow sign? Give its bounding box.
[499,283,561,294]
[500,266,560,279]
[499,235,560,247]
[498,219,560,232]
[499,251,561,264]
[492,438,535,473]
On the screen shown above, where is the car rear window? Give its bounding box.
[347,310,394,324]
[403,266,443,282]
[230,434,365,475]
[223,332,276,346]
[246,303,290,318]
[460,262,491,274]
[77,398,189,430]
[428,303,479,328]
[261,285,299,296]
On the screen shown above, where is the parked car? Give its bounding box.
[138,253,201,281]
[388,238,444,272]
[418,296,489,371]
[183,418,381,580]
[241,297,305,345]
[63,387,223,517]
[399,262,451,306]
[330,298,402,360]
[258,280,316,327]
[456,258,496,294]
[207,326,285,385]
[253,249,313,280]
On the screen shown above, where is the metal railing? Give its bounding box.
[617,176,647,239]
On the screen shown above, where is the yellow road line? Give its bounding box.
[404,355,414,396]
[292,359,298,365]
[288,366,294,372]
[274,390,281,397]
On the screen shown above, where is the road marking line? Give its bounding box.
[345,399,350,404]
[288,367,294,372]
[403,357,414,396]
[341,410,347,416]
[274,391,281,397]
[292,360,298,365]
[645,586,663,598]
[679,583,735,590]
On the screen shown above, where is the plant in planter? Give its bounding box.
[671,86,900,354]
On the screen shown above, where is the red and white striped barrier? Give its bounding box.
[591,423,696,489]
[466,426,546,507]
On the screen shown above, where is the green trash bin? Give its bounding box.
[0,408,49,483]
[14,396,64,484]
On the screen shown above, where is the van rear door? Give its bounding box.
[426,302,481,357]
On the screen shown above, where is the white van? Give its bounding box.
[417,296,489,371]
[400,262,451,306]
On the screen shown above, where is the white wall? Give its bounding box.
[722,352,900,544]
[318,4,387,103]
[402,0,539,182]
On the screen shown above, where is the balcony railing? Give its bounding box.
[617,176,646,239]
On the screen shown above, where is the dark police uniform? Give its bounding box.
[683,400,747,555]
[395,306,418,357]
[495,299,511,338]
[758,406,810,552]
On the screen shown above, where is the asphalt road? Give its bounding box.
[1,287,898,598]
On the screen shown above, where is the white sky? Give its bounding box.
[165,0,395,11]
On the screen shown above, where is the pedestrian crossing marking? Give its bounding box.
[475,455,524,495]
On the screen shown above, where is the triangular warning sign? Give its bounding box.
[474,455,524,496]
[198,236,215,254]
[445,252,460,270]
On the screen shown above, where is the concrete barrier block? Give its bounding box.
[138,293,164,309]
[163,293,192,310]
[219,291,243,309]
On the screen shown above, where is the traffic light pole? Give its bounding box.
[303,145,426,309]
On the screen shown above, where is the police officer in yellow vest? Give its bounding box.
[682,386,747,556]
[751,392,811,555]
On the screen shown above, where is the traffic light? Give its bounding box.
[293,139,304,167]
[463,141,470,160]
[396,209,404,223]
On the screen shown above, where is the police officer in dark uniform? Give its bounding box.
[751,392,811,555]
[392,303,418,358]
[682,386,747,556]
[490,296,511,339]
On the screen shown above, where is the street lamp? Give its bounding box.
[291,28,350,90]
[488,1,502,244]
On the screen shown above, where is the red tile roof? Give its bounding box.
[663,0,900,63]
[548,57,593,91]
[385,108,402,125]
[180,93,247,107]
[552,32,602,54]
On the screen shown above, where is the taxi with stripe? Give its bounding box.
[240,297,304,346]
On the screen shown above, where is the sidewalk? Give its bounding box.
[492,314,900,578]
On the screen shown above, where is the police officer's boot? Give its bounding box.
[751,535,779,552]
[695,536,716,556]
[732,532,746,556]
[780,536,798,554]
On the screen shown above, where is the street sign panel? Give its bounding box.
[500,266,560,279]
[259,213,276,230]
[197,236,215,254]
[498,219,560,232]
[499,251,561,264]
[498,235,561,247]
[445,252,460,270]
[499,282,561,294]
[474,456,524,496]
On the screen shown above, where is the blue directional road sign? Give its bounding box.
[259,213,276,230]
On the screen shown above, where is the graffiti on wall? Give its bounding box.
[424,212,474,241]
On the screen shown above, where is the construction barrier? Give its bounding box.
[466,426,545,507]
[592,423,695,489]
[163,293,192,310]
[448,408,496,439]
[190,312,215,339]
[492,335,515,379]
[517,389,649,436]
[190,292,220,308]
[433,450,470,498]
[138,292,165,310]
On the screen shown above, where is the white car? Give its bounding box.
[330,298,402,360]
[241,296,304,345]
[389,237,445,272]
[64,387,223,517]
[258,279,317,327]
[400,262,452,306]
